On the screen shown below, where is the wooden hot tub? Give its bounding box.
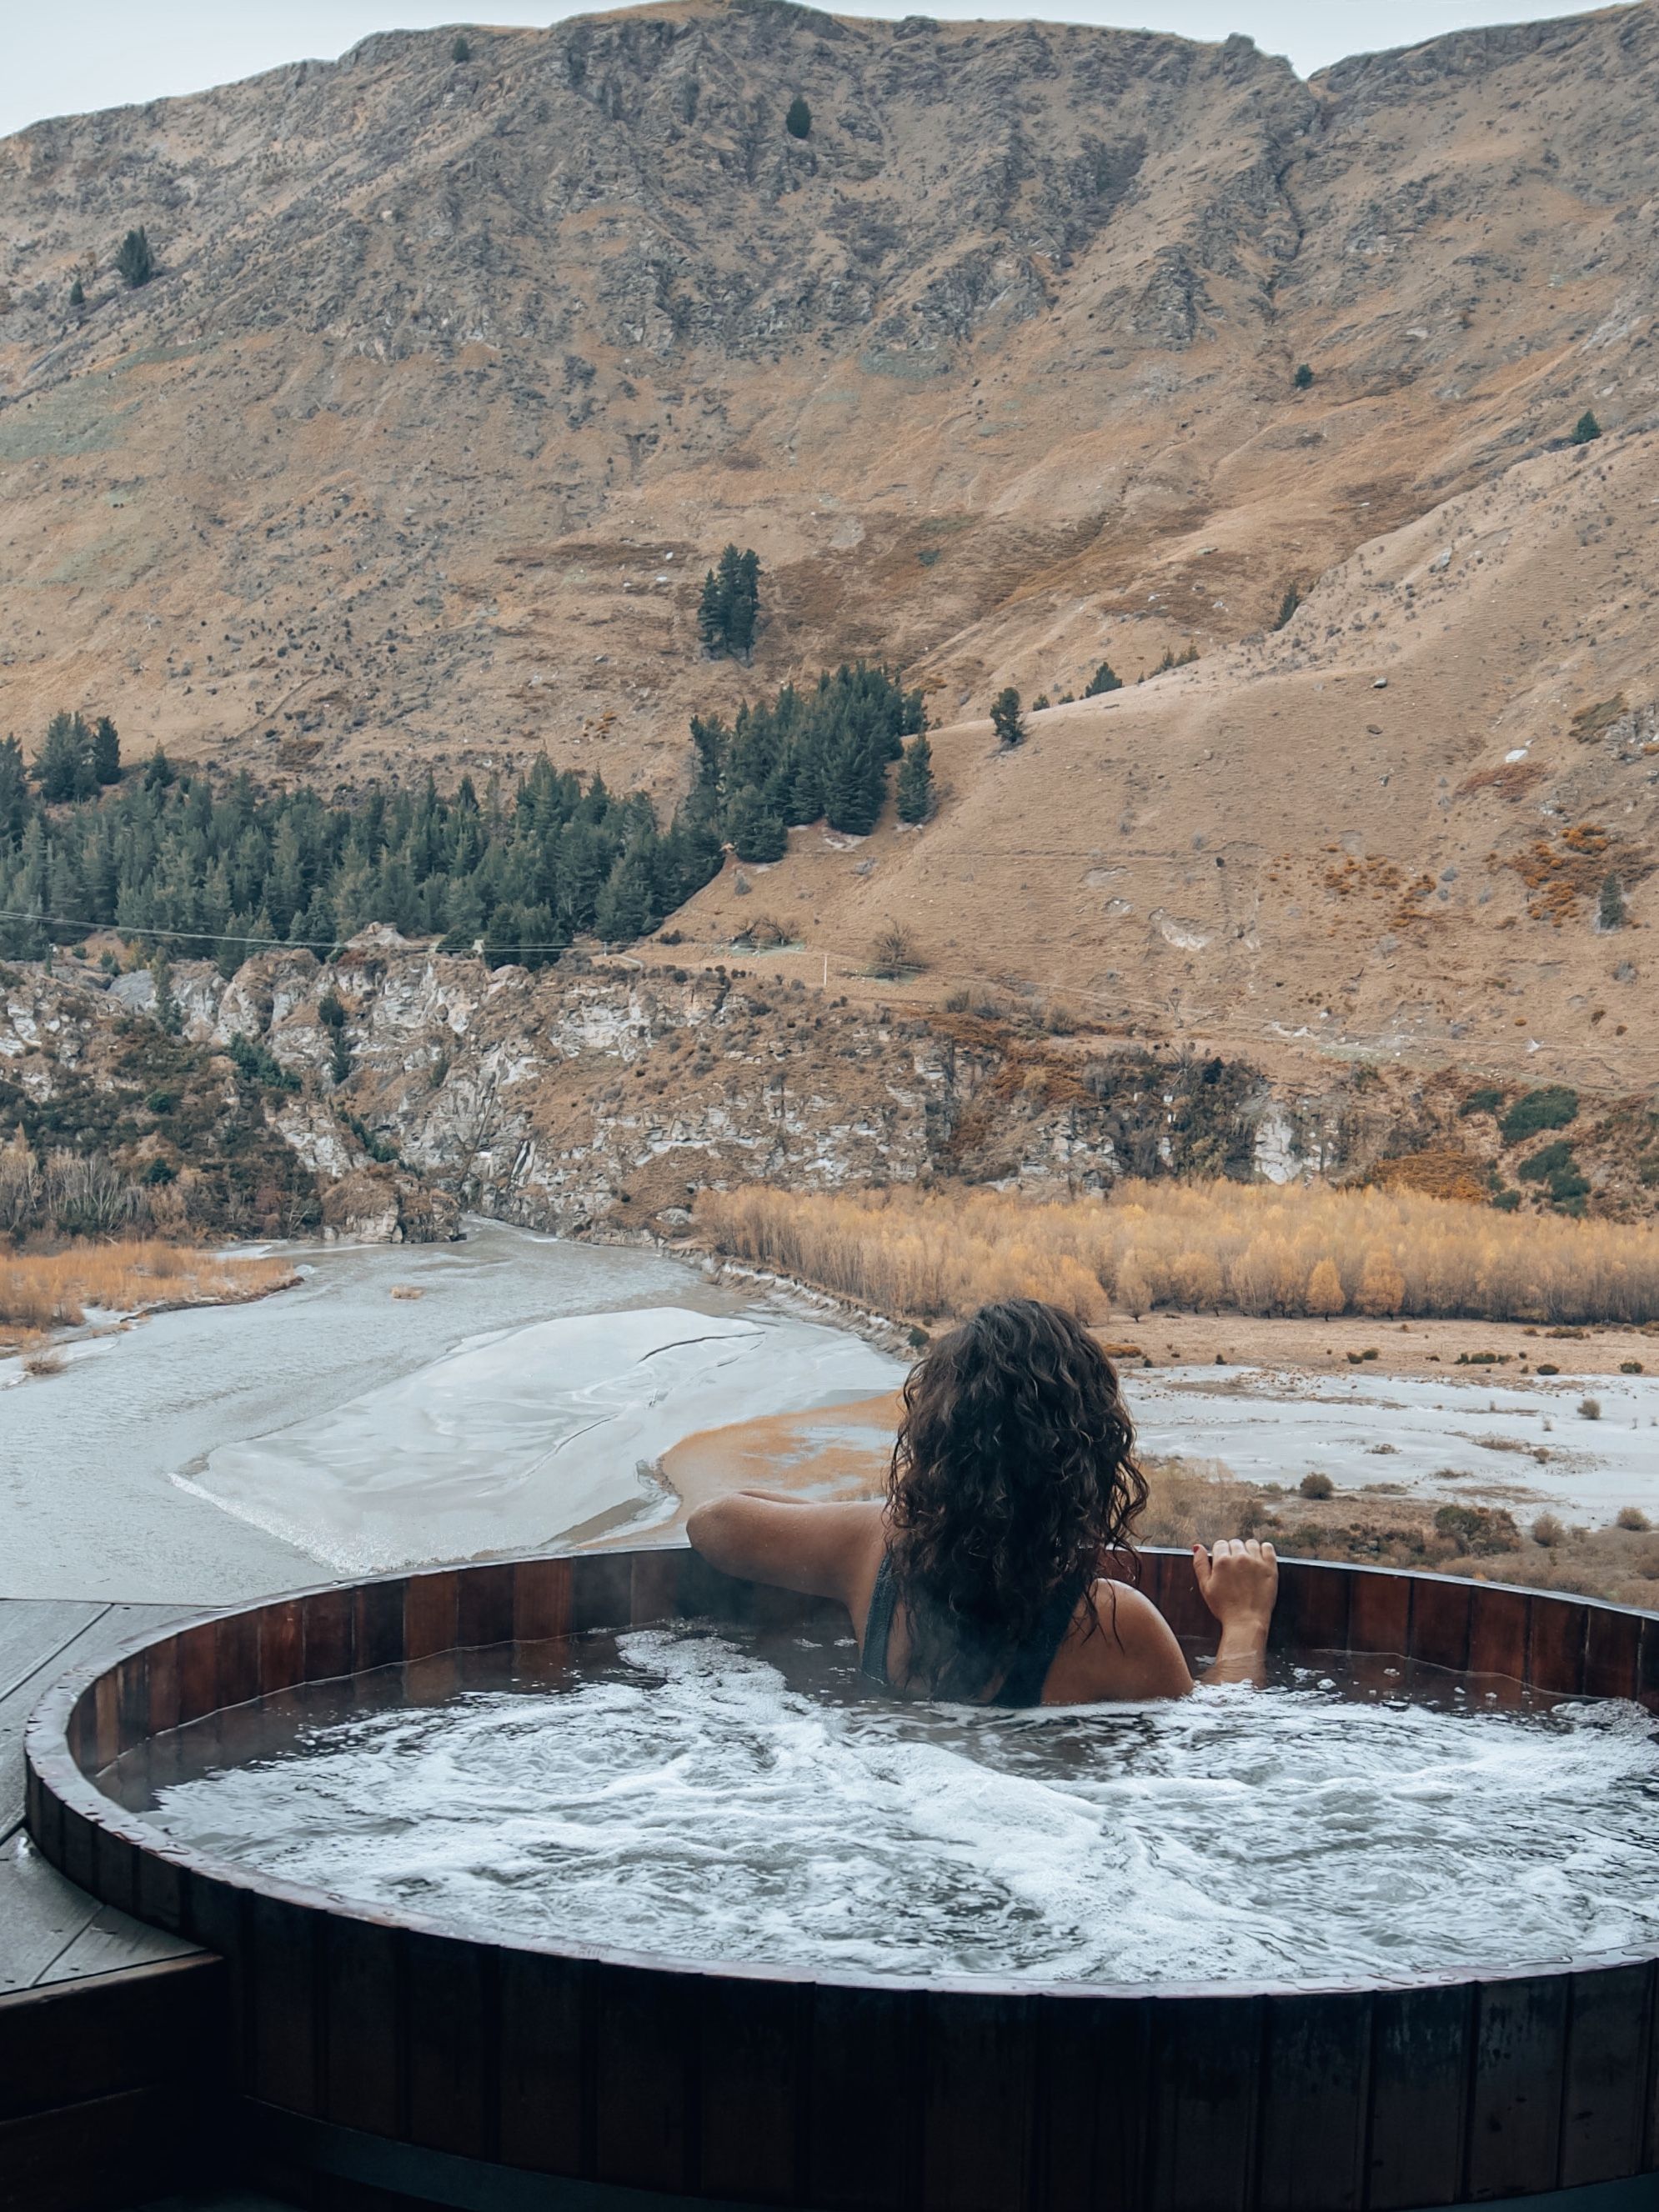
[23,1546,1659,2212]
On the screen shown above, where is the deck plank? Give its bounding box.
[0,1599,210,1999]
[0,1601,108,1704]
[0,1829,100,1993]
[48,1906,199,1987]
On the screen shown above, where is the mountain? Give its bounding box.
[2,0,1657,1098]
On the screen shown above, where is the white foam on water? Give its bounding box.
[139,1628,1659,1988]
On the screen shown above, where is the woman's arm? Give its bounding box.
[684,1492,883,1605]
[1193,1537,1279,1686]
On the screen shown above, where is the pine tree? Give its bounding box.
[1084,661,1121,697]
[697,545,762,658]
[895,733,935,823]
[68,277,84,308]
[990,687,1025,748]
[451,33,472,61]
[726,786,788,863]
[116,228,154,288]
[150,951,182,1035]
[698,568,726,654]
[1572,408,1602,445]
[594,842,657,941]
[823,725,884,835]
[1274,581,1302,630]
[785,94,812,138]
[1598,873,1627,930]
[34,712,93,803]
[1293,363,1314,390]
[144,744,176,790]
[92,716,121,785]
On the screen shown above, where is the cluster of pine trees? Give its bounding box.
[698,544,762,659]
[0,742,724,971]
[689,663,930,859]
[0,661,935,970]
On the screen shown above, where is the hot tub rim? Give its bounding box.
[23,1544,1659,2006]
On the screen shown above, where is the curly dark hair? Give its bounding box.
[885,1298,1146,1699]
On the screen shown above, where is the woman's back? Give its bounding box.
[685,1299,1278,1706]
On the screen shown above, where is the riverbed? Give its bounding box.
[0,1225,898,1604]
[10,1225,1659,1609]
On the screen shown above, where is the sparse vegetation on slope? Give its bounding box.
[696,1180,1659,1326]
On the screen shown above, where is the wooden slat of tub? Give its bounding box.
[496,1949,589,2178]
[674,1551,749,1624]
[1468,1586,1530,1684]
[1409,1579,1471,1674]
[572,1554,634,1636]
[629,1552,681,1627]
[921,1989,1035,2212]
[218,1605,262,1711]
[261,1599,304,1699]
[303,1587,356,1683]
[592,1962,694,2194]
[1032,1995,1148,2210]
[512,1557,572,1646]
[249,1894,319,2116]
[1272,1562,1350,1659]
[404,1571,459,1664]
[1560,1962,1653,2189]
[319,1915,402,2138]
[1531,1598,1588,1696]
[406,1931,491,2159]
[1348,1571,1411,1661]
[1584,1604,1643,1702]
[354,1579,407,1675]
[806,1984,924,2212]
[1144,1995,1261,2212]
[1366,1982,1471,2212]
[1465,1974,1571,2201]
[1256,1992,1368,2212]
[697,1972,802,2204]
[175,1621,220,1725]
[458,1563,514,1651]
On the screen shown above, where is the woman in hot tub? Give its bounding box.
[688,1296,1278,1707]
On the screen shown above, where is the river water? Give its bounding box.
[0,1225,898,1605]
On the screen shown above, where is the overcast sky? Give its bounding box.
[1,1,1598,141]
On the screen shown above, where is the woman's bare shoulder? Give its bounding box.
[1043,1576,1193,1704]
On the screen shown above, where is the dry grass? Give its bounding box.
[696,1180,1659,1326]
[1140,1458,1659,1611]
[0,1243,297,1334]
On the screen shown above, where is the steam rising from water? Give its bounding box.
[138,1628,1659,1987]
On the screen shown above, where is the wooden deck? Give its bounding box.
[0,1599,203,1996]
[2,1598,229,2212]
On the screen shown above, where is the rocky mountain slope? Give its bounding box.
[2,1,1658,1101]
[3,2,1656,780]
[5,933,1656,1240]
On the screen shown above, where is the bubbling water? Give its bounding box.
[115,1624,1659,1988]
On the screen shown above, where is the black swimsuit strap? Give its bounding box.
[861,1551,900,1688]
[860,1552,1084,1706]
[997,1578,1087,1707]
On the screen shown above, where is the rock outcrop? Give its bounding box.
[5,929,1655,1241]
